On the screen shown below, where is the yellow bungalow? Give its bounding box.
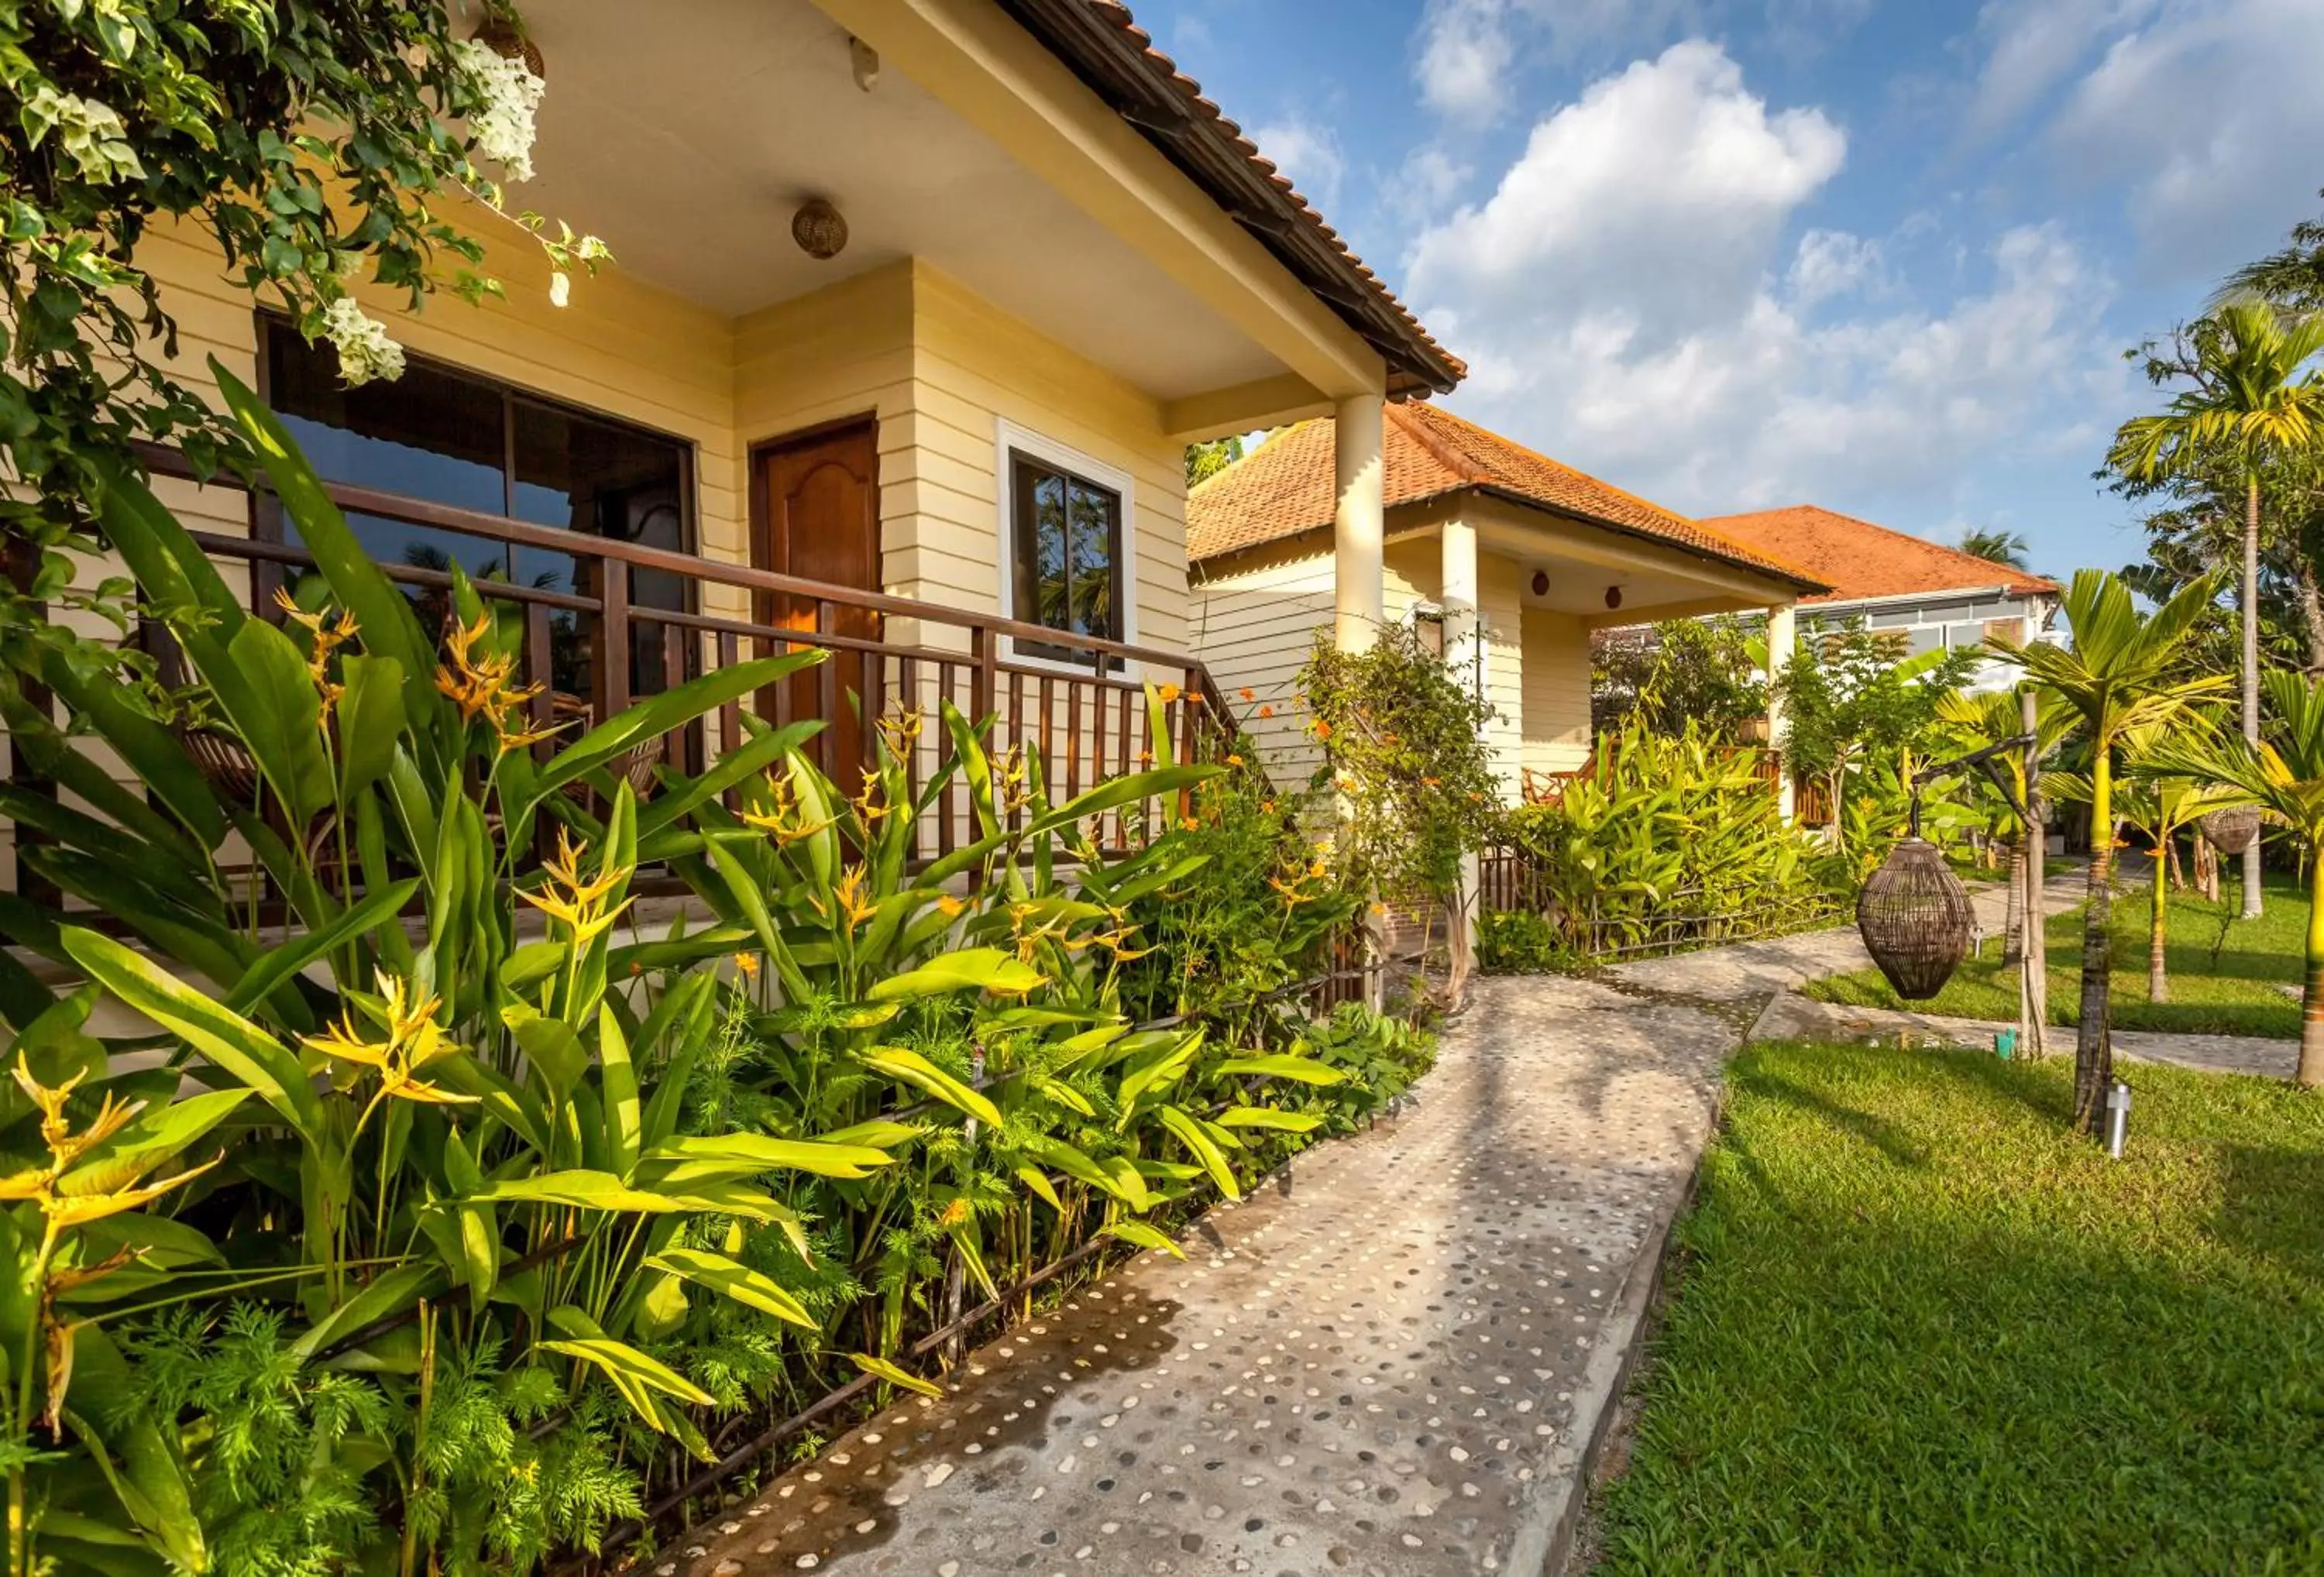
[1186,404,1826,805]
[54,0,1469,878]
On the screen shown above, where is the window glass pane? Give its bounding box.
[1906,626,1944,655]
[1867,608,1917,628]
[264,320,509,614]
[511,400,689,699]
[1066,479,1118,641]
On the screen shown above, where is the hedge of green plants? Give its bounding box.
[1478,725,1838,971]
[0,373,1427,1575]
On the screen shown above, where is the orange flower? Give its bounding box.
[1226,753,1244,767]
[1157,682,1182,704]
[1260,799,1276,814]
[1238,687,1254,702]
[732,951,760,979]
[1313,720,1332,740]
[1180,816,1199,832]
[1258,705,1274,719]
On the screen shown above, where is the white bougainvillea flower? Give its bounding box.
[549,269,571,307]
[452,38,545,185]
[321,297,406,387]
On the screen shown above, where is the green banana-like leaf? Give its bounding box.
[1157,1103,1241,1201]
[56,1088,249,1197]
[857,1046,1002,1127]
[1212,1053,1348,1086]
[290,1263,446,1363]
[61,929,324,1144]
[335,654,407,803]
[521,654,820,816]
[225,877,418,1020]
[645,1248,816,1329]
[641,1132,896,1180]
[1216,1107,1325,1134]
[849,1352,945,1400]
[1102,1219,1184,1259]
[867,947,1046,1002]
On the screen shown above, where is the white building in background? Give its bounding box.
[1697,505,2061,691]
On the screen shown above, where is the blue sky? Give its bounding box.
[1130,0,2324,580]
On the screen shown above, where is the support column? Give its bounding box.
[1333,391,1385,653]
[1765,602,1796,823]
[1442,519,1482,987]
[1440,518,1480,695]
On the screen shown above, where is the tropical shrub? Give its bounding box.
[1775,618,1978,846]
[0,390,1406,1574]
[1590,613,1766,738]
[1484,724,1832,964]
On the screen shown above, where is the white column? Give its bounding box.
[1333,391,1386,653]
[1442,518,1482,981]
[1765,602,1796,823]
[1440,518,1480,696]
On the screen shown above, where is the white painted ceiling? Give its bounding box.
[519,0,1285,399]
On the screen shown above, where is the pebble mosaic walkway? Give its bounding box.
[663,975,1734,1577]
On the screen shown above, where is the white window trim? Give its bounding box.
[993,417,1140,675]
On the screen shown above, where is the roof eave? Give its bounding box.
[995,0,1465,397]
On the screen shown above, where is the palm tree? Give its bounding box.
[1995,569,2228,1134]
[2108,302,2324,919]
[1936,685,2070,965]
[1958,527,2030,570]
[2050,719,2230,1005]
[2142,668,2324,1085]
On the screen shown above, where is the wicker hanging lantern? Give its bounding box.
[2199,804,2260,856]
[1857,837,1975,1000]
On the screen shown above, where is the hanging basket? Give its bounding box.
[2199,804,2261,856]
[1857,837,1975,1001]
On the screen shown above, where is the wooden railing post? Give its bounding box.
[600,563,631,716]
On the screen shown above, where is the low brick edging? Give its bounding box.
[1515,1091,1721,1577]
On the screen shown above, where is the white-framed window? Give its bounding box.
[993,419,1139,670]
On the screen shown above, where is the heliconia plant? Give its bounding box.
[0,376,1414,1573]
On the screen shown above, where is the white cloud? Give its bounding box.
[1249,118,1347,214]
[1411,0,1700,120]
[1404,42,2128,516]
[1787,228,1884,306]
[2047,0,2324,277]
[1963,0,2157,142]
[1415,0,1513,119]
[1409,42,1845,348]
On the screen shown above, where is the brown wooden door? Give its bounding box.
[751,421,881,784]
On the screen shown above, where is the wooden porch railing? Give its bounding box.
[111,450,1234,867]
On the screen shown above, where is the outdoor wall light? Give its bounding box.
[1604,584,1622,610]
[792,199,848,260]
[1530,569,1549,597]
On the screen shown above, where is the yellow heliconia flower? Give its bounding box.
[0,1060,221,1234]
[306,972,475,1108]
[741,775,833,847]
[435,613,549,751]
[852,774,895,825]
[876,708,924,761]
[517,829,634,945]
[273,586,360,727]
[825,864,878,931]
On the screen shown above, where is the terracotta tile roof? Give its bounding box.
[1188,403,1824,590]
[1695,505,2059,606]
[996,0,1464,397]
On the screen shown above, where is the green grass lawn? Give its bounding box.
[1807,870,2307,1039]
[1594,1042,2324,1573]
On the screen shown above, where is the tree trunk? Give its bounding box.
[2305,854,2324,1087]
[2165,831,2185,892]
[2003,841,2025,965]
[2075,749,2116,1135]
[2020,687,2050,1061]
[2149,841,2168,1003]
[2243,472,2266,919]
[2195,832,2219,902]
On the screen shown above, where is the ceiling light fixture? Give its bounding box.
[792,198,848,260]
